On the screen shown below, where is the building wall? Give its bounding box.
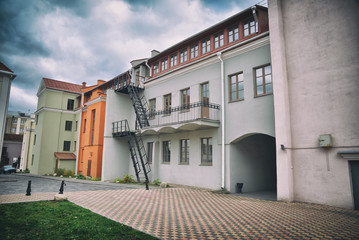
[19,116,35,171]
[0,73,14,159]
[269,0,359,209]
[31,89,79,175]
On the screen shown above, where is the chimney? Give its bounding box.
[151,50,160,57]
[82,82,86,88]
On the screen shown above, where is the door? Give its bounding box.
[350,161,359,210]
[87,160,92,177]
[201,82,209,118]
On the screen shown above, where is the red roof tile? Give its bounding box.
[54,152,76,160]
[43,78,82,94]
[0,62,14,73]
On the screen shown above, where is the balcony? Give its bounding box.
[141,101,220,135]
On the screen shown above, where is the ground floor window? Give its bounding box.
[180,139,190,164]
[163,141,171,163]
[147,142,153,164]
[201,138,212,165]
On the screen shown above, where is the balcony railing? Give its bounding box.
[146,101,220,128]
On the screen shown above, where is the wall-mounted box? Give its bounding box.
[319,134,332,147]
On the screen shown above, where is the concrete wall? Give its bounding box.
[101,90,135,181]
[269,0,359,209]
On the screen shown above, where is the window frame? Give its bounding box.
[147,142,153,164]
[180,88,190,111]
[254,64,273,97]
[229,72,244,102]
[244,18,256,37]
[149,98,156,119]
[228,25,239,43]
[200,82,209,104]
[67,99,75,110]
[163,94,172,115]
[63,141,71,151]
[180,49,188,63]
[65,120,72,131]
[170,54,178,68]
[162,141,171,163]
[214,32,224,49]
[153,62,159,75]
[201,137,213,165]
[190,44,199,59]
[161,58,168,71]
[180,139,190,164]
[201,38,211,55]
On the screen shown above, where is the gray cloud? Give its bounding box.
[0,0,259,113]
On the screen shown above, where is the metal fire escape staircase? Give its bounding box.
[113,72,151,190]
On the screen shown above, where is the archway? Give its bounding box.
[230,133,276,198]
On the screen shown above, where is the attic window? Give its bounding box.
[244,18,256,37]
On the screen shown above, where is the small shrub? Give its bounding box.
[76,173,86,180]
[122,174,135,183]
[64,170,75,177]
[153,178,161,186]
[55,168,65,176]
[24,169,30,174]
[113,177,122,183]
[91,177,100,181]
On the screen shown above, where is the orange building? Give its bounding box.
[77,80,108,178]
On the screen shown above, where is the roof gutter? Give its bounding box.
[0,69,16,79]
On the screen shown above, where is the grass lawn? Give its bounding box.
[0,200,158,240]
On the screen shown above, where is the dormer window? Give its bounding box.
[161,58,168,71]
[170,54,178,67]
[201,38,211,54]
[214,32,224,48]
[244,18,256,37]
[153,62,159,75]
[180,49,188,63]
[228,25,239,43]
[190,44,199,59]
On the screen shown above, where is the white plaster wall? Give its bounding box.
[142,128,221,189]
[269,0,359,209]
[102,90,134,181]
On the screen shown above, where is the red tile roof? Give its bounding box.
[0,62,14,73]
[43,78,82,94]
[54,152,76,160]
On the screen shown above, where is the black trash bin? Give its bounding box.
[236,183,244,193]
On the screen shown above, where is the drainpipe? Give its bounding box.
[217,52,225,189]
[145,60,151,78]
[75,92,84,175]
[251,6,259,33]
[25,121,33,171]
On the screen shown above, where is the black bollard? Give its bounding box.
[145,181,149,191]
[59,180,66,194]
[25,180,31,196]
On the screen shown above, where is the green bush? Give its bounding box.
[153,178,161,186]
[76,173,86,180]
[90,177,100,181]
[55,168,65,176]
[24,169,30,174]
[113,177,122,183]
[64,170,75,177]
[122,174,135,183]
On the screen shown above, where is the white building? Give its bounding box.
[0,62,16,164]
[268,0,359,209]
[102,5,276,194]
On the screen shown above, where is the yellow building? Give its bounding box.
[19,114,35,171]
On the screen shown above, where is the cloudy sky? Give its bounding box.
[0,0,264,113]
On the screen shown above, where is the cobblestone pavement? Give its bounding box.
[1,174,359,239]
[67,188,359,240]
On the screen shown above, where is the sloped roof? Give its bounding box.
[54,152,76,160]
[43,78,82,94]
[0,62,13,73]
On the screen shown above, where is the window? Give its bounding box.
[20,128,23,133]
[75,121,78,131]
[12,119,17,124]
[36,115,38,125]
[31,154,34,165]
[181,88,190,110]
[83,119,87,133]
[180,139,190,164]
[163,141,171,163]
[21,120,25,124]
[229,72,244,101]
[63,141,71,151]
[147,142,153,164]
[228,25,239,43]
[214,32,224,48]
[244,19,256,37]
[153,62,159,75]
[163,94,171,115]
[190,44,198,59]
[201,38,211,54]
[67,99,74,110]
[11,127,16,133]
[201,82,209,104]
[180,49,188,63]
[161,58,168,71]
[33,135,36,145]
[149,98,156,119]
[170,54,178,67]
[74,141,77,152]
[65,121,72,131]
[201,138,212,165]
[91,110,96,145]
[255,65,272,96]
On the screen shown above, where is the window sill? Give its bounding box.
[200,163,213,166]
[229,98,244,103]
[179,162,189,165]
[254,92,273,98]
[162,162,170,165]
